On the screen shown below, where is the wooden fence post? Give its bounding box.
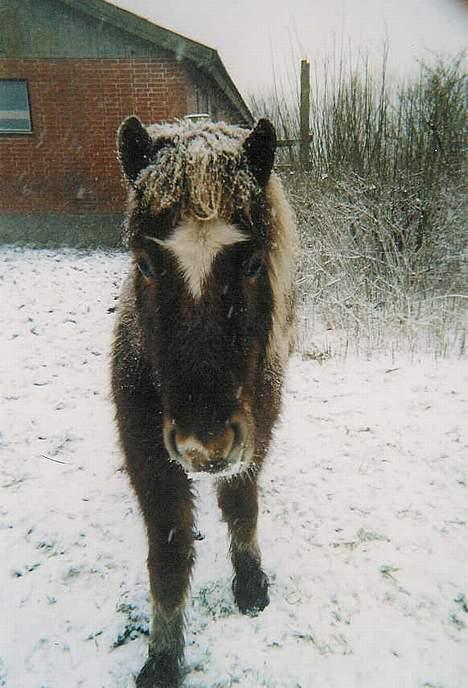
[300,58,310,169]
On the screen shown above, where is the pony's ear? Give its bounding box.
[243,119,277,186]
[117,115,154,183]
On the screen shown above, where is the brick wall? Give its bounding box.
[0,57,188,214]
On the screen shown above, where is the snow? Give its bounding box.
[0,246,466,688]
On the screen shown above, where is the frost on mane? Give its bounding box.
[125,120,260,236]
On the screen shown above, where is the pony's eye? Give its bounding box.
[136,256,155,280]
[245,252,264,279]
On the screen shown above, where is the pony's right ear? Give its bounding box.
[244,119,277,186]
[117,116,154,183]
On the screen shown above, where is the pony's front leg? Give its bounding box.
[217,474,269,615]
[136,471,195,688]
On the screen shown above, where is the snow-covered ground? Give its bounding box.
[1,247,466,688]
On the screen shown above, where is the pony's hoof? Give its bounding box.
[135,653,180,688]
[233,568,270,615]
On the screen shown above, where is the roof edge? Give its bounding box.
[58,0,253,125]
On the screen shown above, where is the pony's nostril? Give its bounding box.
[167,426,182,458]
[227,422,237,451]
[229,421,245,452]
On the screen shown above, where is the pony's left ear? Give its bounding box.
[117,115,154,184]
[244,119,277,186]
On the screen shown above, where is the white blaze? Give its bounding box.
[147,219,248,299]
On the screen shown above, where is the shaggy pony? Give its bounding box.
[112,116,297,687]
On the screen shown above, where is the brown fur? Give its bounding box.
[111,117,296,687]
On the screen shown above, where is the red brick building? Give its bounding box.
[0,0,252,245]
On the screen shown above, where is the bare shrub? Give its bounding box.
[251,54,467,357]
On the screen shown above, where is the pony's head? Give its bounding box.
[117,116,295,477]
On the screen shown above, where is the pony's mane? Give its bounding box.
[133,120,259,222]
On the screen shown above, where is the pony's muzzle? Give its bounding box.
[163,417,248,474]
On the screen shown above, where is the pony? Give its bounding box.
[111,115,297,687]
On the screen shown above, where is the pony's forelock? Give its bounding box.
[132,120,259,223]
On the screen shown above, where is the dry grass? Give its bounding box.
[289,172,466,359]
[251,54,467,358]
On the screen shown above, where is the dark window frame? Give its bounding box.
[196,86,209,116]
[0,79,33,135]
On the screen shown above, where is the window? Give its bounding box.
[0,80,32,133]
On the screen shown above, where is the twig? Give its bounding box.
[431,294,468,300]
[40,454,70,465]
